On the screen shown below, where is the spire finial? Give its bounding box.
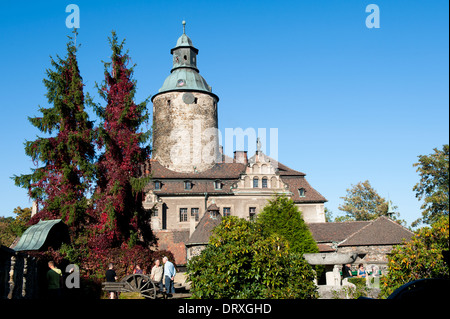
[182,20,186,34]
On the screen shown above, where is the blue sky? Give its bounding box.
[0,0,448,227]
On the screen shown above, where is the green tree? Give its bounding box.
[412,144,449,227]
[187,216,318,299]
[0,217,15,247]
[13,31,95,229]
[0,207,32,247]
[337,180,401,222]
[257,194,318,254]
[9,206,32,237]
[380,216,449,298]
[324,207,334,222]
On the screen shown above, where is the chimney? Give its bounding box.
[234,151,248,164]
[31,201,38,217]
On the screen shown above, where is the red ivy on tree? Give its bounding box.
[90,31,152,250]
[14,32,162,290]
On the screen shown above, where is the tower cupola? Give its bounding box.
[171,21,199,72]
[152,21,217,101]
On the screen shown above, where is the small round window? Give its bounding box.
[177,79,185,87]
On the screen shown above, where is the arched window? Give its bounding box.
[253,177,259,188]
[262,177,268,188]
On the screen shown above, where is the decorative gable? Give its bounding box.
[232,151,290,195]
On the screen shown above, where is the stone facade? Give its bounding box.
[152,91,219,173]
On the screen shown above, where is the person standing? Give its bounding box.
[105,263,118,299]
[47,261,62,299]
[162,256,176,297]
[150,259,164,293]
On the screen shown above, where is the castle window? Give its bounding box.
[167,99,171,106]
[152,208,158,217]
[253,177,259,188]
[262,178,268,188]
[179,208,188,222]
[223,207,231,217]
[298,188,306,197]
[191,208,199,222]
[249,207,256,220]
[184,181,193,190]
[154,181,161,190]
[214,180,222,190]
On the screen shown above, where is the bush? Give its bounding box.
[380,216,449,298]
[187,216,318,299]
[348,277,366,287]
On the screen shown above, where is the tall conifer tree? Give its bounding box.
[91,32,152,248]
[13,31,95,229]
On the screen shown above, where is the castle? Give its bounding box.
[144,22,327,265]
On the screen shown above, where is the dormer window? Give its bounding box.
[154,181,161,190]
[184,180,193,190]
[298,188,306,197]
[214,180,222,190]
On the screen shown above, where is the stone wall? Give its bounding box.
[186,245,205,260]
[338,245,394,264]
[152,91,219,173]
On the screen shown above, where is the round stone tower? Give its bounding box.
[151,21,220,173]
